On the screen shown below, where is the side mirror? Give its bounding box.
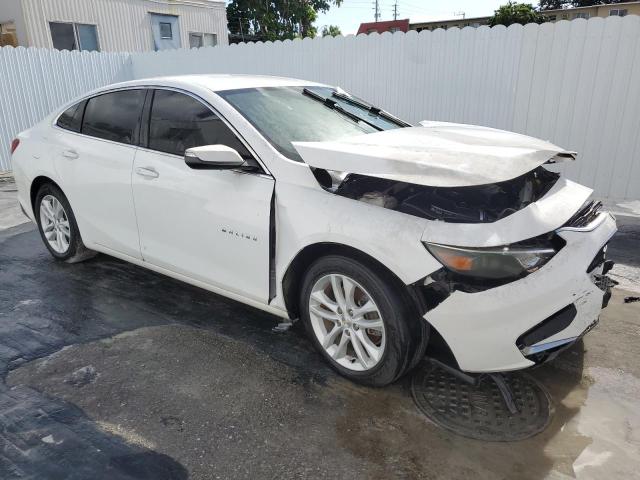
[184,145,245,170]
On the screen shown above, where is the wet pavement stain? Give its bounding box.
[2,224,640,479]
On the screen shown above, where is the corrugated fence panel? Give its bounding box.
[130,16,640,200]
[1,16,639,199]
[0,46,131,172]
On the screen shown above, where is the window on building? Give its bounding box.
[49,22,99,52]
[0,22,18,47]
[389,27,401,33]
[159,22,173,39]
[609,9,628,16]
[82,90,146,145]
[148,90,252,159]
[189,32,217,48]
[547,15,557,21]
[561,14,569,19]
[77,24,99,51]
[575,13,590,19]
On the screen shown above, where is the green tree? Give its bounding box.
[538,0,567,9]
[321,25,342,37]
[489,2,547,26]
[227,0,343,42]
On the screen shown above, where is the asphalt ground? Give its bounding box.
[1,181,639,479]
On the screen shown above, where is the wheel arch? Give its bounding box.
[30,175,63,213]
[281,242,411,320]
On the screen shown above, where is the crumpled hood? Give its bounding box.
[293,121,575,187]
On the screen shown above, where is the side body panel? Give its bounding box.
[132,148,275,303]
[51,128,141,259]
[269,181,443,312]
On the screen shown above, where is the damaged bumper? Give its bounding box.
[424,211,617,373]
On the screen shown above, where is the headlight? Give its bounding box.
[424,242,557,280]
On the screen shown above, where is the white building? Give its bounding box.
[0,0,228,52]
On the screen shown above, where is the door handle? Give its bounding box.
[62,149,79,160]
[135,166,159,179]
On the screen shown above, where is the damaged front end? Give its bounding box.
[293,122,617,373]
[334,166,560,224]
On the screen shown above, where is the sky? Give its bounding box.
[316,0,507,35]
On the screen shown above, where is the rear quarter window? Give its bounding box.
[56,100,86,133]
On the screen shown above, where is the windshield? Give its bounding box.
[218,86,408,162]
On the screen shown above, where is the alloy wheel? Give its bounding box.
[39,195,71,254]
[308,274,386,371]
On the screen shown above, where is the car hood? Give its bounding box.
[292,121,575,187]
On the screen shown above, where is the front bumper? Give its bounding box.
[424,212,617,373]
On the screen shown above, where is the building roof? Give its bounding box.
[410,16,489,28]
[546,0,640,10]
[410,0,640,28]
[357,19,410,35]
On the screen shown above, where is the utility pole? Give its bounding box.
[238,18,245,43]
[454,11,466,19]
[373,0,380,22]
[392,1,399,20]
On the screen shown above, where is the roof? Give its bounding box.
[549,0,640,10]
[96,74,325,93]
[410,0,640,27]
[410,16,489,28]
[357,19,410,35]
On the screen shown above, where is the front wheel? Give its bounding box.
[300,255,425,387]
[35,183,95,263]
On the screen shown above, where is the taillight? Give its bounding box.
[10,138,20,155]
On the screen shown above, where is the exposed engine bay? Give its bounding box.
[323,167,560,223]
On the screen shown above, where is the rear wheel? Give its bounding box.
[35,183,95,263]
[300,255,426,386]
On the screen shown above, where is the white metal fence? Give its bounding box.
[1,15,640,200]
[0,47,131,172]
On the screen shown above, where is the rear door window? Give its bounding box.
[82,89,146,145]
[57,100,86,133]
[147,89,252,159]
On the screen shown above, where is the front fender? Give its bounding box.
[272,182,441,312]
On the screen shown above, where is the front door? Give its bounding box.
[131,89,274,303]
[150,14,181,51]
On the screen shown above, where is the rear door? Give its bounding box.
[53,89,146,259]
[131,89,274,303]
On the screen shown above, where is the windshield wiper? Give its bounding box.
[302,88,383,131]
[331,91,411,128]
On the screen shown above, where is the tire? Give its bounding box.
[299,254,427,387]
[34,183,96,263]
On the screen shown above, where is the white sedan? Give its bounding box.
[11,75,617,386]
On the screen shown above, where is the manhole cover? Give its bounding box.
[411,362,553,441]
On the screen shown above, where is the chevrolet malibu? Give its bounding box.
[10,75,617,386]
